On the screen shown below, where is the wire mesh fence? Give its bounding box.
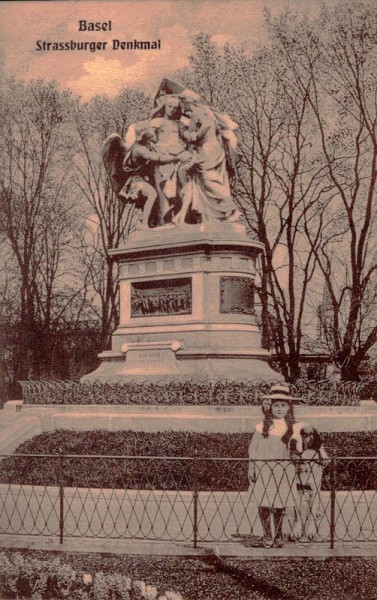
[0,454,376,547]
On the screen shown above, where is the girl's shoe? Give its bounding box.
[262,536,274,548]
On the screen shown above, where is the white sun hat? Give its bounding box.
[261,383,301,403]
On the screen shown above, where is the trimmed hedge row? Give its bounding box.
[0,430,376,491]
[7,429,377,457]
[0,551,183,600]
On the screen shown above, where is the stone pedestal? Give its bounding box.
[82,222,282,382]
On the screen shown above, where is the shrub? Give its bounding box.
[2,550,377,600]
[0,430,375,491]
[0,552,182,599]
[0,552,80,599]
[10,429,377,458]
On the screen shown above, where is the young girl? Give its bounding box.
[248,383,304,548]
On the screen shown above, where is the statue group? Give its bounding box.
[103,80,241,230]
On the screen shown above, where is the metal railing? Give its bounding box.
[0,454,376,548]
[18,378,365,406]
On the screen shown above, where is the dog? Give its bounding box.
[290,426,329,541]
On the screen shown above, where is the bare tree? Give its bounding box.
[73,89,151,349]
[180,35,329,380]
[0,78,84,383]
[268,0,377,379]
[179,33,232,109]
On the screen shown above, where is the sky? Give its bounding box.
[0,0,324,101]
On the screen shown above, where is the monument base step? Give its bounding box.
[1,402,376,445]
[82,355,282,383]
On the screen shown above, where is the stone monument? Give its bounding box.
[83,80,282,383]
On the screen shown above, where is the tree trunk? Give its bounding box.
[340,357,361,382]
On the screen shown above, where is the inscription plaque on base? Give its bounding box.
[220,276,255,315]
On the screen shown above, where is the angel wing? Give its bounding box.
[102,133,128,195]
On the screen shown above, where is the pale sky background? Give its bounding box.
[0,0,327,101]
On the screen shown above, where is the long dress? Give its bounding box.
[248,420,303,509]
[181,105,238,220]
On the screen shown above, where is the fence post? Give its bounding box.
[193,447,198,548]
[59,448,64,545]
[330,457,337,549]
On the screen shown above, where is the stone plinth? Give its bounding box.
[7,401,377,437]
[83,222,282,382]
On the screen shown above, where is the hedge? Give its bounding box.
[6,429,377,458]
[0,430,376,492]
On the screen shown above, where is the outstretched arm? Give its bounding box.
[136,146,178,164]
[289,438,303,462]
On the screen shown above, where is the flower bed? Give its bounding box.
[2,549,377,600]
[0,430,376,491]
[0,551,183,600]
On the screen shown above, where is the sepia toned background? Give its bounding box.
[0,2,376,599]
[0,0,322,99]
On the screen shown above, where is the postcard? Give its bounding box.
[0,0,375,598]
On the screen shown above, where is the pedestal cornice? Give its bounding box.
[108,223,264,261]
